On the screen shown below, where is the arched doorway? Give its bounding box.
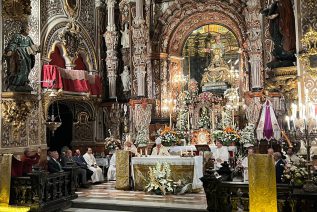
[46,102,73,152]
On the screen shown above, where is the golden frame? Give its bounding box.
[299,27,317,77]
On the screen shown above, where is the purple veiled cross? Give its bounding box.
[263,100,273,140]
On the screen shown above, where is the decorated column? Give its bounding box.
[132,0,147,97]
[130,100,152,147]
[244,0,263,91]
[104,0,118,98]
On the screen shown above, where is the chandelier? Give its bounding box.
[45,100,62,135]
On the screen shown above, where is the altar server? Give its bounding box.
[151,137,170,156]
[83,147,104,183]
[213,140,229,169]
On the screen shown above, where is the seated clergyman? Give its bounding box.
[213,140,229,169]
[83,147,104,183]
[151,137,170,156]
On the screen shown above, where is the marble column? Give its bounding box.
[104,0,118,98]
[132,0,147,97]
[245,0,263,91]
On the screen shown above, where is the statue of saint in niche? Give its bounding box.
[120,66,131,91]
[262,0,296,68]
[121,23,130,49]
[3,23,40,92]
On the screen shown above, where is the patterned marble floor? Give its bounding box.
[67,181,207,212]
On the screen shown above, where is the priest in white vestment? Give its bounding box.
[213,140,229,169]
[123,137,138,155]
[107,149,117,181]
[151,137,170,156]
[83,148,104,183]
[241,144,254,182]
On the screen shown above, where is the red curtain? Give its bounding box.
[74,54,87,70]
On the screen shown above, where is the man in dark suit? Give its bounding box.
[48,150,63,173]
[73,149,93,180]
[61,149,89,188]
[274,152,285,183]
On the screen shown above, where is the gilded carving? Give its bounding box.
[73,112,94,142]
[63,0,79,18]
[1,99,33,133]
[58,21,81,58]
[2,0,32,20]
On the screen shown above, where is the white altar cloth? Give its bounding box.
[131,156,203,190]
[168,145,236,153]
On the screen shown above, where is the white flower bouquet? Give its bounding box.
[240,124,256,147]
[145,162,174,195]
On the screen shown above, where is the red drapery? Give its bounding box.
[42,65,101,96]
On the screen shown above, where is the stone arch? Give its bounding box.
[41,19,97,70]
[152,0,247,55]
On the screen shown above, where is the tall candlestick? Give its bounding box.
[169,113,172,128]
[188,112,190,130]
[232,110,235,127]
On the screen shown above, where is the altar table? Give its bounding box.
[131,156,203,191]
[169,145,236,154]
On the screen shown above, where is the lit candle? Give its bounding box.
[191,148,193,156]
[140,149,143,156]
[145,149,148,156]
[211,110,215,130]
[180,150,182,156]
[169,113,172,128]
[285,116,290,131]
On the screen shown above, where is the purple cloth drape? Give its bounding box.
[263,101,273,140]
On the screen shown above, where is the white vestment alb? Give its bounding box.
[242,156,249,182]
[107,153,116,181]
[151,146,170,156]
[83,153,104,183]
[213,146,229,169]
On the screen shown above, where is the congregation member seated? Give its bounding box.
[213,140,229,169]
[285,147,300,165]
[83,147,104,183]
[73,149,93,180]
[21,147,41,176]
[151,137,170,156]
[61,149,89,188]
[47,150,63,173]
[274,152,285,183]
[267,147,274,156]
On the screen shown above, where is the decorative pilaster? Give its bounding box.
[130,100,152,147]
[244,0,263,91]
[145,0,153,99]
[132,0,148,97]
[104,0,118,98]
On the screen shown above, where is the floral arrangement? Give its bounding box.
[282,162,308,187]
[188,79,199,96]
[135,128,148,147]
[159,126,178,146]
[105,137,121,153]
[239,124,256,147]
[145,162,174,195]
[197,92,222,104]
[212,127,240,146]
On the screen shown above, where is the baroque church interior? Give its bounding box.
[0,0,317,211]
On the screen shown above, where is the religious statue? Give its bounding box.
[120,23,130,49]
[201,34,232,87]
[262,0,296,68]
[120,66,131,91]
[3,23,40,92]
